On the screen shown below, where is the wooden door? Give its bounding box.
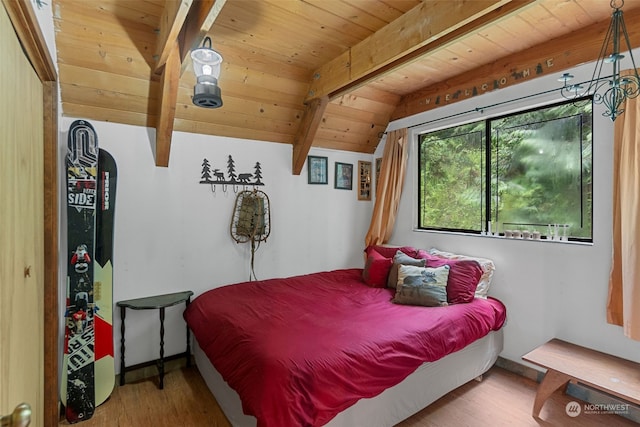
[0,3,45,426]
[0,1,59,425]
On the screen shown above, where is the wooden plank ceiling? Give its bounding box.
[52,0,640,168]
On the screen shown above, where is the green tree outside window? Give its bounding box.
[418,98,592,241]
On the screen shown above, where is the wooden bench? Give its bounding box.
[522,338,640,417]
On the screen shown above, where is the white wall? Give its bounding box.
[58,119,374,368]
[34,0,374,376]
[34,1,640,376]
[380,56,640,365]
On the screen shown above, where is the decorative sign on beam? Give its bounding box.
[392,7,640,121]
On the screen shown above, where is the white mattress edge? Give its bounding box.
[193,329,504,427]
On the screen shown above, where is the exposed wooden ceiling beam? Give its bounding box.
[152,0,226,167]
[155,0,193,74]
[292,97,329,175]
[392,7,640,120]
[293,0,534,172]
[305,0,531,103]
[156,40,181,167]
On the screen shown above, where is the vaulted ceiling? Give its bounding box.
[52,0,640,168]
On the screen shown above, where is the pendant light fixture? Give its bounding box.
[558,0,640,121]
[191,36,223,108]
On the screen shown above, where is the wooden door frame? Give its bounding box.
[2,1,58,425]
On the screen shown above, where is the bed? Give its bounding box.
[184,247,506,427]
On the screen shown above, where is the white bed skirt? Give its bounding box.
[193,328,504,427]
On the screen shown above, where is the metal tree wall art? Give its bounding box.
[199,155,265,193]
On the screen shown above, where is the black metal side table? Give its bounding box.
[116,290,193,389]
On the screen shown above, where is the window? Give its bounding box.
[418,98,593,241]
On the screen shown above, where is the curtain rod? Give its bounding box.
[380,79,598,138]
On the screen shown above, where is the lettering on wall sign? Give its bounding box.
[423,58,556,107]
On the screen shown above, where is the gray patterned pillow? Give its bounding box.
[393,264,450,307]
[387,251,426,289]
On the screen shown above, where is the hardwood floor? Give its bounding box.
[59,365,637,426]
[396,367,637,427]
[59,366,230,427]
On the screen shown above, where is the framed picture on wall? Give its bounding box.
[334,162,353,190]
[358,161,372,201]
[375,157,382,189]
[307,155,328,184]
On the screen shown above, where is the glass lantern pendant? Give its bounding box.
[191,37,223,108]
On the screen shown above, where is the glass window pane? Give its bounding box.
[418,122,485,231]
[416,99,592,241]
[490,101,592,239]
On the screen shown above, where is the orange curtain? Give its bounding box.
[364,128,409,247]
[607,70,640,341]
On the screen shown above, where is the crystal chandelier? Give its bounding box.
[558,0,640,121]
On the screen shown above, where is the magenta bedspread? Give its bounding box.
[184,268,506,427]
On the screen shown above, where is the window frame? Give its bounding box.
[415,96,594,243]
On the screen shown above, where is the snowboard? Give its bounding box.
[63,119,98,423]
[93,148,117,406]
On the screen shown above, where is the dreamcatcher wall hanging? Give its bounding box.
[230,189,271,280]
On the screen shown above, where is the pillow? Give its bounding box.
[387,251,425,289]
[427,248,495,298]
[365,245,419,260]
[393,264,450,307]
[418,251,482,304]
[362,248,393,287]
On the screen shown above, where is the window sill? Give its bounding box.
[413,228,593,246]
